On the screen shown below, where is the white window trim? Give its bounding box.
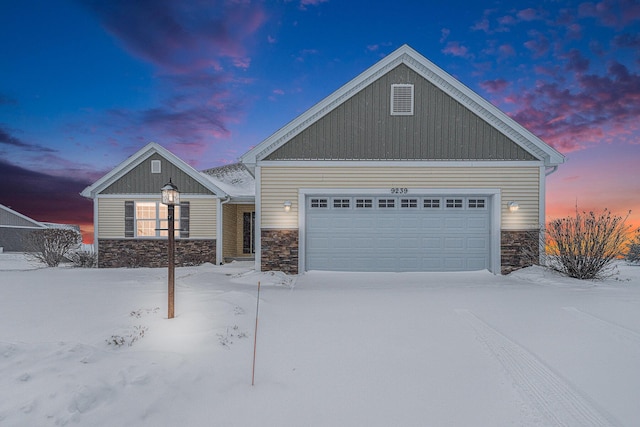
[134,201,180,238]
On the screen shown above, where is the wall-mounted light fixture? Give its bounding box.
[508,202,519,213]
[283,200,292,212]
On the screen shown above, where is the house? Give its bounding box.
[81,44,564,273]
[0,204,80,252]
[80,143,256,267]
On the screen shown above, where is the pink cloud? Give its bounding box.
[498,44,515,57]
[299,0,329,10]
[442,41,473,59]
[507,61,640,153]
[80,0,266,74]
[578,0,640,27]
[517,8,544,21]
[524,31,551,58]
[480,79,509,94]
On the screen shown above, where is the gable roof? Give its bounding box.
[80,142,228,199]
[201,163,255,199]
[0,204,46,229]
[241,44,565,167]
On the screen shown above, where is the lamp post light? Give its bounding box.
[161,179,180,319]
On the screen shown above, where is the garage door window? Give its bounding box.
[356,198,373,208]
[378,198,396,208]
[310,198,328,208]
[333,198,350,208]
[446,198,463,209]
[468,198,486,209]
[401,198,418,208]
[424,198,441,209]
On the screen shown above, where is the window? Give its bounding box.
[446,198,463,209]
[310,198,328,208]
[391,84,414,115]
[151,160,161,174]
[356,198,373,208]
[423,199,441,208]
[468,198,486,209]
[401,198,418,208]
[135,202,180,237]
[333,198,350,208]
[378,198,395,208]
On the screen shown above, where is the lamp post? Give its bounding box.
[161,179,180,319]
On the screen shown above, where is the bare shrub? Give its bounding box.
[546,209,631,280]
[69,250,97,268]
[27,228,81,267]
[626,230,640,265]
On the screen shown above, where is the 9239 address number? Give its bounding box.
[390,187,408,194]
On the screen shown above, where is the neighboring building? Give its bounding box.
[0,204,79,252]
[82,44,564,273]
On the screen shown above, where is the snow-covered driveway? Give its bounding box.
[0,255,638,426]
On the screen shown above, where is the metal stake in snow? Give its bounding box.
[251,281,261,386]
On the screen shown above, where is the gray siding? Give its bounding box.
[0,228,37,251]
[0,207,42,228]
[266,64,535,161]
[102,153,214,195]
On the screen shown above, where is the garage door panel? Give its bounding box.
[444,237,465,250]
[467,217,490,230]
[422,237,442,249]
[444,217,466,230]
[305,195,491,272]
[444,258,465,269]
[468,237,489,249]
[421,217,443,229]
[307,236,330,249]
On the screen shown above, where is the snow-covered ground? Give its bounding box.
[1,253,639,426]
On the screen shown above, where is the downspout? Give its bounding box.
[540,164,559,266]
[218,196,231,265]
[545,165,558,176]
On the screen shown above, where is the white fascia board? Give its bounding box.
[258,160,544,168]
[241,44,565,167]
[80,142,228,199]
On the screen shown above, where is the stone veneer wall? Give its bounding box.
[98,239,216,268]
[261,229,298,274]
[501,230,539,274]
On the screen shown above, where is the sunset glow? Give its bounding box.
[1,1,638,241]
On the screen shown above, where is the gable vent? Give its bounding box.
[391,84,414,115]
[151,160,161,174]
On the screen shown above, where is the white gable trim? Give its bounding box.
[80,142,228,199]
[241,45,565,167]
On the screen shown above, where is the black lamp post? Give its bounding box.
[161,178,180,319]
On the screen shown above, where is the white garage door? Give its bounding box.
[305,195,491,272]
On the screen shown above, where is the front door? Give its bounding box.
[243,211,255,254]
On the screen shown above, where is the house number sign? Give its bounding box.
[390,187,408,194]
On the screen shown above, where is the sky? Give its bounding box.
[1,0,639,242]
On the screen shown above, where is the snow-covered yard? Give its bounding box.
[1,253,639,426]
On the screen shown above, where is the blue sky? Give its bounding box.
[1,0,639,239]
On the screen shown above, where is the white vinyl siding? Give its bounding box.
[97,197,216,239]
[260,166,540,230]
